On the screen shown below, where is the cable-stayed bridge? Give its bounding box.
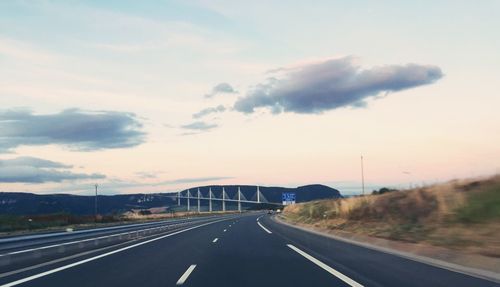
[171,186,278,212]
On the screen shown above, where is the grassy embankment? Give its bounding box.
[283,175,500,257]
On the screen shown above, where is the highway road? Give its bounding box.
[0,215,230,253]
[0,212,497,287]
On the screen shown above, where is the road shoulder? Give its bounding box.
[273,215,500,284]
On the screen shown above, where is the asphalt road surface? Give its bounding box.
[0,213,497,287]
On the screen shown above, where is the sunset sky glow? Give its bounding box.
[1,1,499,195]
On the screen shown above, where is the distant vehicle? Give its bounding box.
[276,209,281,214]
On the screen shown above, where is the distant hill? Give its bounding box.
[0,184,342,216]
[0,192,172,216]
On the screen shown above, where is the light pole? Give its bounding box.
[94,184,98,223]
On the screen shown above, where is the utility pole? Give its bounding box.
[187,189,190,212]
[177,191,180,206]
[94,184,98,223]
[361,155,365,196]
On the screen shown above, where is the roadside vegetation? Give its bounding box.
[0,213,129,234]
[283,175,500,257]
[0,209,226,235]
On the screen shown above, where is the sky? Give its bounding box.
[0,0,499,196]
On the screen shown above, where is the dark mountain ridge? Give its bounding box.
[179,184,341,204]
[0,184,342,215]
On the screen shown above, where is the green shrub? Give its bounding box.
[456,185,500,223]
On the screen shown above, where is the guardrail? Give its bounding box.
[0,216,228,271]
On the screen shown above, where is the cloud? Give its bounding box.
[0,109,145,152]
[181,121,218,131]
[204,83,237,98]
[192,105,226,119]
[0,157,105,183]
[233,57,443,114]
[1,156,72,169]
[135,171,158,179]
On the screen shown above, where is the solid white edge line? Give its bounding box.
[0,219,225,287]
[212,238,218,243]
[257,222,272,234]
[287,244,363,287]
[176,264,197,285]
[275,217,500,284]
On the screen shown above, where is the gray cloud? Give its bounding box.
[234,57,443,114]
[0,109,145,152]
[204,83,237,98]
[0,156,72,169]
[0,157,105,183]
[192,105,226,119]
[181,121,218,131]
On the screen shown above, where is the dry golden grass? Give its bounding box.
[284,174,500,257]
